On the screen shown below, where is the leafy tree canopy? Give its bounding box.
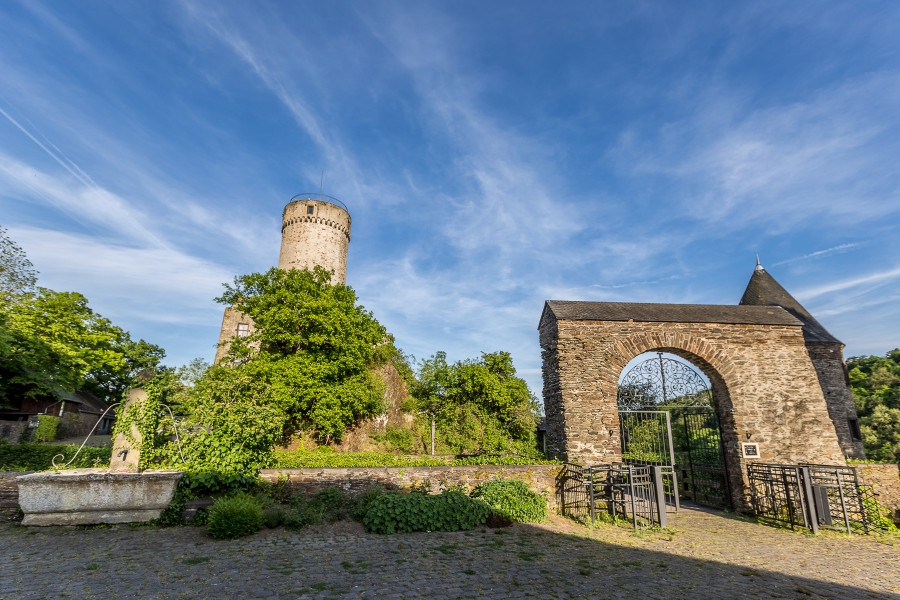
[0,226,37,302]
[0,228,165,407]
[409,351,540,455]
[216,266,390,441]
[848,349,900,462]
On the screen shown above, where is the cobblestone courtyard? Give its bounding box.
[2,506,898,600]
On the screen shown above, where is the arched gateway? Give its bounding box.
[538,265,864,510]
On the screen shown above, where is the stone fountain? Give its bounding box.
[16,388,183,526]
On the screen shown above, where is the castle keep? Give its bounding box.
[215,195,351,362]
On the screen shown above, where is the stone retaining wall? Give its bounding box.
[0,421,28,444]
[259,465,564,508]
[858,463,900,523]
[0,471,30,517]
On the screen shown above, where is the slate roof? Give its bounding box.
[739,266,841,344]
[540,300,801,328]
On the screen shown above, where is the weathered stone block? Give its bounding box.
[16,468,183,526]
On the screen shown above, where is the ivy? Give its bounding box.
[362,490,491,534]
[32,415,60,443]
[271,449,561,468]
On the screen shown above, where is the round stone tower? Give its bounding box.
[278,194,351,284]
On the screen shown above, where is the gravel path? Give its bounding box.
[2,505,898,599]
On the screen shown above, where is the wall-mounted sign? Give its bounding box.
[742,442,761,459]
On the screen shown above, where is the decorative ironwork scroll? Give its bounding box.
[617,352,712,410]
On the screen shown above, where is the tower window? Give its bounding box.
[307,205,314,215]
[236,323,250,337]
[847,418,862,441]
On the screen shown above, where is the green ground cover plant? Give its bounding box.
[271,449,559,468]
[362,489,491,534]
[470,479,547,523]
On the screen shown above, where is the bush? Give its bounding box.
[470,479,546,523]
[206,493,263,539]
[351,484,394,522]
[157,471,259,527]
[284,494,324,530]
[263,506,286,528]
[312,487,353,522]
[32,415,59,442]
[362,490,490,534]
[371,427,417,454]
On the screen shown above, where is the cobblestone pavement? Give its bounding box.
[1,505,898,600]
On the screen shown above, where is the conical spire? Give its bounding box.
[739,261,841,344]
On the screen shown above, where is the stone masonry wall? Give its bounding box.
[807,342,866,459]
[540,318,846,510]
[0,421,28,444]
[214,307,257,363]
[0,471,30,518]
[858,463,900,524]
[260,465,563,509]
[279,200,350,284]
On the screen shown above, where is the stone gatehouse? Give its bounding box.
[539,264,864,509]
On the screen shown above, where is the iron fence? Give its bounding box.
[557,463,667,529]
[747,462,888,534]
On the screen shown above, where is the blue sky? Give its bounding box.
[2,1,899,397]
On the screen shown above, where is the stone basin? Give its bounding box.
[16,468,183,526]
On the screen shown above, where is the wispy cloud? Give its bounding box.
[0,151,167,248]
[8,225,232,324]
[771,243,860,267]
[616,71,900,232]
[795,266,900,301]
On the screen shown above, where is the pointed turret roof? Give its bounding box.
[739,262,841,344]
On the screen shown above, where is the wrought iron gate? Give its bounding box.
[617,353,731,509]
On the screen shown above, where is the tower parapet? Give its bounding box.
[278,194,351,284]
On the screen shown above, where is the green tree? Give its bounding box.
[0,229,165,407]
[848,349,900,462]
[0,226,37,302]
[216,266,390,441]
[81,337,167,403]
[410,351,540,455]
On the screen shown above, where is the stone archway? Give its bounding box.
[538,301,847,511]
[615,348,738,508]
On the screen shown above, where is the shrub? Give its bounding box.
[470,479,547,523]
[206,493,263,539]
[157,471,258,527]
[312,487,353,522]
[0,442,109,471]
[263,506,286,528]
[362,490,490,534]
[32,415,59,442]
[350,484,394,522]
[284,494,324,530]
[371,427,417,454]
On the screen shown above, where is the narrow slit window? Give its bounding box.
[847,418,862,441]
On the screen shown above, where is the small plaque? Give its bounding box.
[742,442,761,459]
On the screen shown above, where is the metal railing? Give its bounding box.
[289,193,349,213]
[747,463,881,534]
[558,463,668,529]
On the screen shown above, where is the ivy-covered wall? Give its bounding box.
[259,465,562,509]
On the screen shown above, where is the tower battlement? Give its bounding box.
[278,194,351,284]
